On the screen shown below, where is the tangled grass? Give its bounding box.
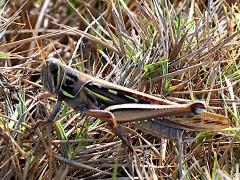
[0,0,239,179]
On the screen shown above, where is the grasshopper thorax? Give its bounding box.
[41,58,84,99]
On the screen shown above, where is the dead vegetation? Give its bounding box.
[0,0,239,179]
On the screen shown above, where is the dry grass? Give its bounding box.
[0,0,240,179]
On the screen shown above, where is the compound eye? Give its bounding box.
[48,61,60,88]
[49,61,59,75]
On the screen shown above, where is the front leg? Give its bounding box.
[24,96,64,140]
[47,98,63,121]
[36,95,64,124]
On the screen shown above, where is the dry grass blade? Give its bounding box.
[0,29,77,50]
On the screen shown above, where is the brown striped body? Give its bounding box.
[41,58,231,136]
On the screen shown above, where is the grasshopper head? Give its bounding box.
[41,58,65,95]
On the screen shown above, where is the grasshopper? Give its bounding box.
[39,58,230,147]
